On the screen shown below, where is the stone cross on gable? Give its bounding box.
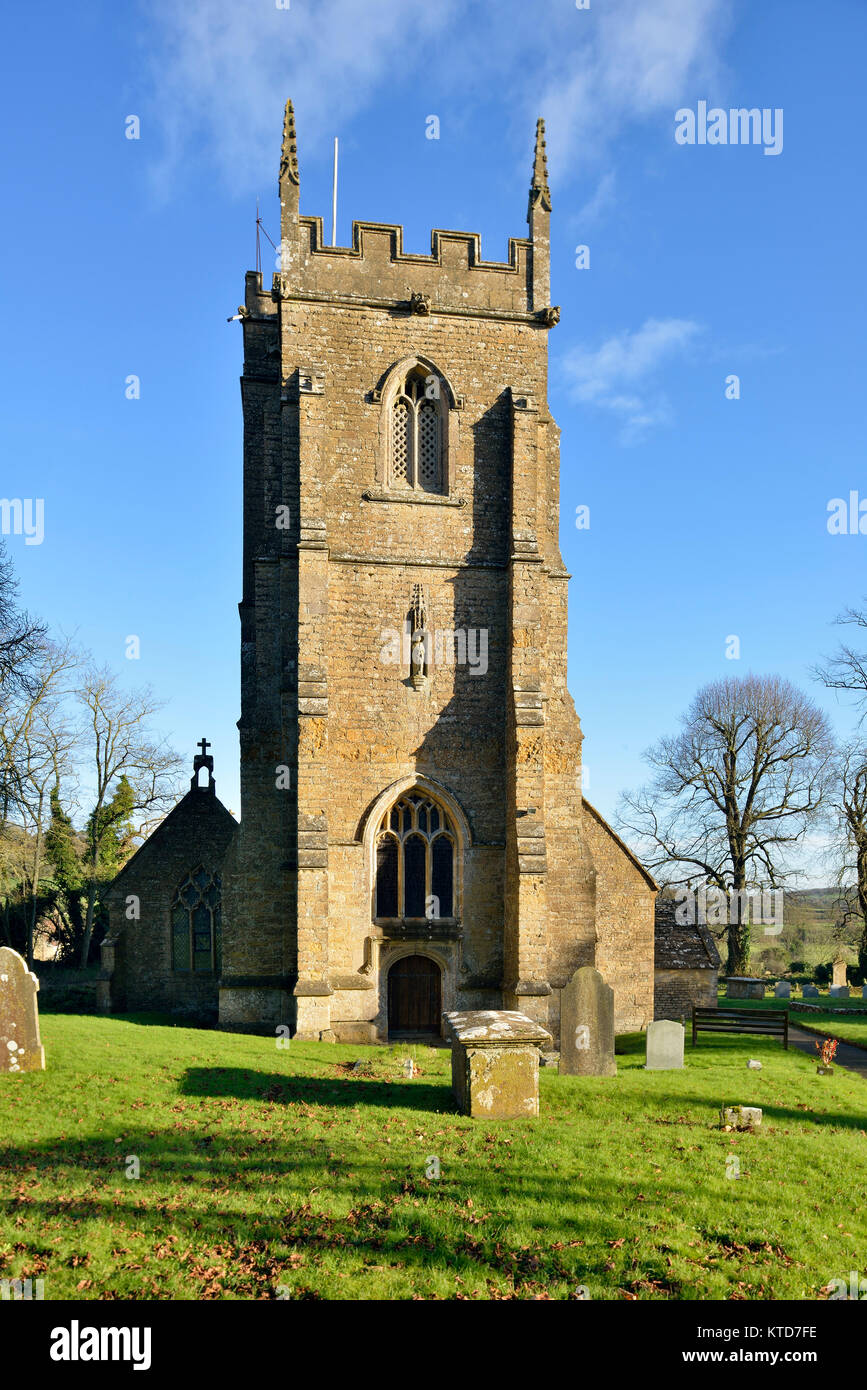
[197,738,211,760]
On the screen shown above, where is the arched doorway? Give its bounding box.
[387,955,442,1037]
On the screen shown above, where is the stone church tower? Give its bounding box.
[215,101,657,1043]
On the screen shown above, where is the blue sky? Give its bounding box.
[2,0,865,880]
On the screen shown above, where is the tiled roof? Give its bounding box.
[654,896,722,971]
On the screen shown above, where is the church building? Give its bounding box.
[102,101,658,1044]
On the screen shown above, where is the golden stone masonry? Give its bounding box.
[101,103,659,1046]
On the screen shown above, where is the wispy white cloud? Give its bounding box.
[537,0,731,180]
[143,0,459,197]
[563,317,703,443]
[576,170,617,227]
[141,0,732,198]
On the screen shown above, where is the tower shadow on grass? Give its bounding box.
[180,1066,455,1113]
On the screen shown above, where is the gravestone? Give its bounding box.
[802,984,819,998]
[774,981,791,998]
[830,985,850,999]
[832,958,848,989]
[560,966,616,1077]
[0,948,45,1074]
[726,977,765,1000]
[863,986,867,1001]
[645,1020,684,1070]
[443,1010,552,1118]
[747,1059,762,1070]
[721,1105,762,1132]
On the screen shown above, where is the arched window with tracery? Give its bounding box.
[171,866,221,973]
[374,791,456,920]
[389,366,445,494]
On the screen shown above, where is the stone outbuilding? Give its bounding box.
[653,896,721,1020]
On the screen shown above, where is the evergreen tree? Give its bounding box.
[85,774,136,879]
[44,784,85,961]
[45,785,81,891]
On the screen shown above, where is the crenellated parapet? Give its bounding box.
[285,219,537,319]
[272,98,557,322]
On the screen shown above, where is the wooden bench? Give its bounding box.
[692,1006,788,1049]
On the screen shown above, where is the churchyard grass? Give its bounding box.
[716,991,867,1051]
[1,1012,865,1301]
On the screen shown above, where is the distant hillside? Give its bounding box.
[752,886,856,976]
[782,887,841,929]
[657,885,859,977]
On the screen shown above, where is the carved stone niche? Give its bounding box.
[408,583,430,691]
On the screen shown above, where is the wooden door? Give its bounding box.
[388,955,441,1035]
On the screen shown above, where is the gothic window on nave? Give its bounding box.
[171,866,222,973]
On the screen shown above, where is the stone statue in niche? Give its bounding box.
[409,584,429,690]
[411,630,426,681]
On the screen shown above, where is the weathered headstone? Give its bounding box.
[645,1019,684,1070]
[443,1010,552,1118]
[830,985,851,999]
[747,1059,762,1070]
[862,985,867,1001]
[721,1105,762,1132]
[802,984,819,998]
[726,976,765,1000]
[774,981,791,998]
[832,958,848,989]
[0,948,45,1074]
[560,966,616,1077]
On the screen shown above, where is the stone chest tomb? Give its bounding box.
[444,1009,552,1118]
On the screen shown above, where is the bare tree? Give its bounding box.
[76,666,182,967]
[824,741,867,976]
[813,601,867,975]
[814,604,867,711]
[618,674,834,974]
[0,541,48,707]
[0,639,80,963]
[10,645,79,965]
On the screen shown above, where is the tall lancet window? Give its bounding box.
[390,367,444,494]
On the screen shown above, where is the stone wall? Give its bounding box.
[654,967,718,1021]
[582,802,656,1034]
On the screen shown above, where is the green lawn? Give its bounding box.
[1,1011,866,1301]
[717,991,867,1051]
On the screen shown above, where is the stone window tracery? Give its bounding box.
[171,866,221,973]
[374,792,456,920]
[389,366,445,494]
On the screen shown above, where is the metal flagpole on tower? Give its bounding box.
[332,137,338,246]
